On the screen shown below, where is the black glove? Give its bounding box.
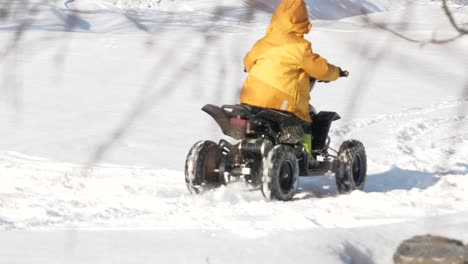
[339,68,349,77]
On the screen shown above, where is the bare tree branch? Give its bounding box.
[362,0,467,45]
[364,16,465,45]
[442,0,468,34]
[84,5,256,171]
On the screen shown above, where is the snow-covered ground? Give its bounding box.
[0,0,467,263]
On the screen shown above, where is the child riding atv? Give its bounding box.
[240,0,348,161]
[184,0,366,201]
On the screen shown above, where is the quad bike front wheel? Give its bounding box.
[335,140,367,194]
[185,140,223,194]
[261,145,299,201]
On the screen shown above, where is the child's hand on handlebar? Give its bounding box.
[339,68,349,77]
[316,68,348,82]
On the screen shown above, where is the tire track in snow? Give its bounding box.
[1,152,468,233]
[0,153,186,230]
[396,115,467,156]
[332,98,468,138]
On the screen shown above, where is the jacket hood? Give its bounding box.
[267,0,312,35]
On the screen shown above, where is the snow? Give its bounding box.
[1,0,468,263]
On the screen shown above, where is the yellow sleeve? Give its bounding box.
[303,44,340,81]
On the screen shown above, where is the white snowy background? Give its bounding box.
[0,0,467,263]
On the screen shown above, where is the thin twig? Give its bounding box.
[84,5,252,170]
[442,0,468,34]
[362,0,467,45]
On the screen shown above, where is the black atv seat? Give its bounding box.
[221,104,263,118]
[202,103,309,143]
[224,103,304,121]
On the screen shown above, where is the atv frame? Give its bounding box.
[185,80,367,201]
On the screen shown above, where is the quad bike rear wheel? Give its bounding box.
[261,145,299,201]
[335,140,367,194]
[185,140,223,194]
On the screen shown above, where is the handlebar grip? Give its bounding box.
[340,70,349,77]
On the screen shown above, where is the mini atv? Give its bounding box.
[185,77,367,201]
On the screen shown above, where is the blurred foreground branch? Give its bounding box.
[364,0,467,45]
[442,0,468,34]
[85,5,256,170]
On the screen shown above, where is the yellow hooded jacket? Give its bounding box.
[240,0,340,122]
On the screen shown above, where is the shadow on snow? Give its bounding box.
[296,166,441,199]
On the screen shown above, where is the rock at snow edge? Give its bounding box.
[394,235,468,264]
